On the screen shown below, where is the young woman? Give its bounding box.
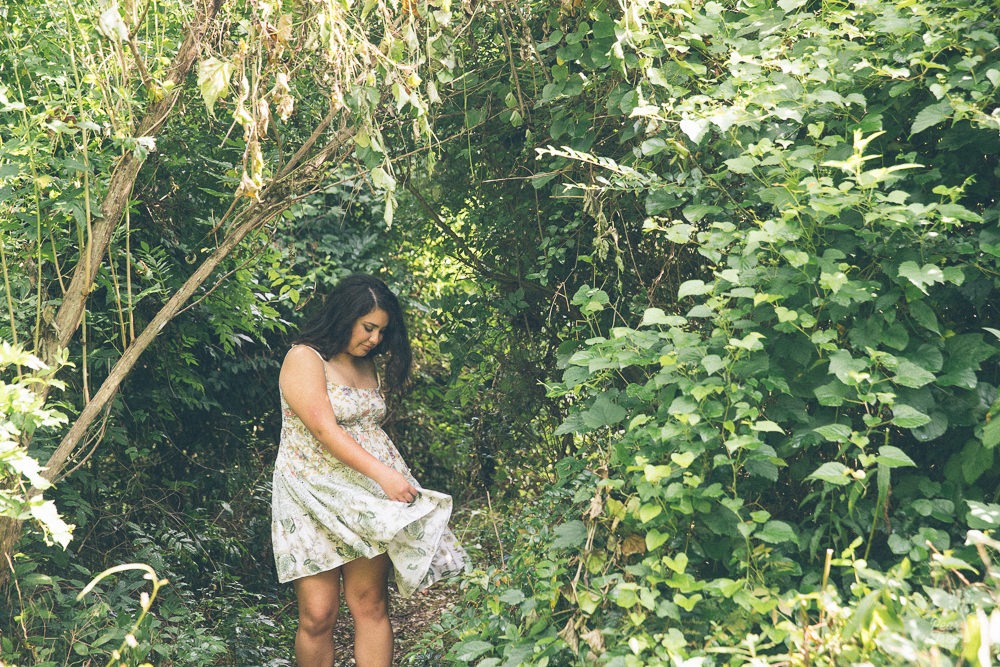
[271,274,464,667]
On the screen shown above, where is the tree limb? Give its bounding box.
[40,0,227,370]
[41,199,282,482]
[43,121,356,482]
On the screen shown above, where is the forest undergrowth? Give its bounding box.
[4,0,1000,664]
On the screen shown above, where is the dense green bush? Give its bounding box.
[441,0,1000,663]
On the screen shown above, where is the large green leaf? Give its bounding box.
[958,440,994,483]
[983,417,1000,449]
[551,520,588,549]
[197,57,235,117]
[678,280,711,299]
[581,393,628,429]
[639,308,686,327]
[944,334,996,372]
[876,446,916,468]
[912,410,949,442]
[881,322,910,351]
[813,423,852,442]
[808,462,852,486]
[646,190,684,215]
[452,640,494,662]
[966,501,1000,529]
[814,381,848,407]
[908,300,940,334]
[724,155,757,174]
[891,404,931,429]
[828,350,868,384]
[898,261,945,293]
[891,359,936,388]
[646,529,670,551]
[756,520,798,545]
[679,117,709,144]
[910,100,954,135]
[572,285,610,314]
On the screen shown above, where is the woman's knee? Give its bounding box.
[294,570,342,636]
[299,601,339,636]
[345,582,389,622]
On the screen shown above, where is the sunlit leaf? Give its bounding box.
[198,57,235,117]
[679,117,709,143]
[966,501,1000,529]
[678,280,710,299]
[891,404,932,429]
[756,520,797,544]
[97,4,129,42]
[808,462,851,485]
[898,261,945,294]
[891,358,936,388]
[645,529,670,551]
[911,99,953,135]
[813,423,852,442]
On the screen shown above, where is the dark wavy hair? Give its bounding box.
[294,274,412,390]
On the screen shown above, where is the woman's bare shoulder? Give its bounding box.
[280,345,326,384]
[284,344,324,362]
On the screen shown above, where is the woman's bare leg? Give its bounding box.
[293,569,341,667]
[342,554,393,667]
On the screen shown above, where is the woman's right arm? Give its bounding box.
[279,346,417,503]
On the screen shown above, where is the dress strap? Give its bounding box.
[375,365,382,391]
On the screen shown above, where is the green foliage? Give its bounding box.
[772,529,1000,667]
[5,0,1000,663]
[0,341,72,548]
[442,461,594,666]
[441,0,1000,663]
[4,556,226,666]
[1,0,463,661]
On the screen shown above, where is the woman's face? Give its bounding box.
[346,307,390,357]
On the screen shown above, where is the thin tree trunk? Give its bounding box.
[42,124,354,481]
[0,203,280,581]
[43,204,279,481]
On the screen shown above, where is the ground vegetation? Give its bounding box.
[2,0,999,664]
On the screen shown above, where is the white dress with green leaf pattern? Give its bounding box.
[271,348,465,596]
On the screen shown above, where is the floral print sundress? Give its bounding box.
[271,346,465,596]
